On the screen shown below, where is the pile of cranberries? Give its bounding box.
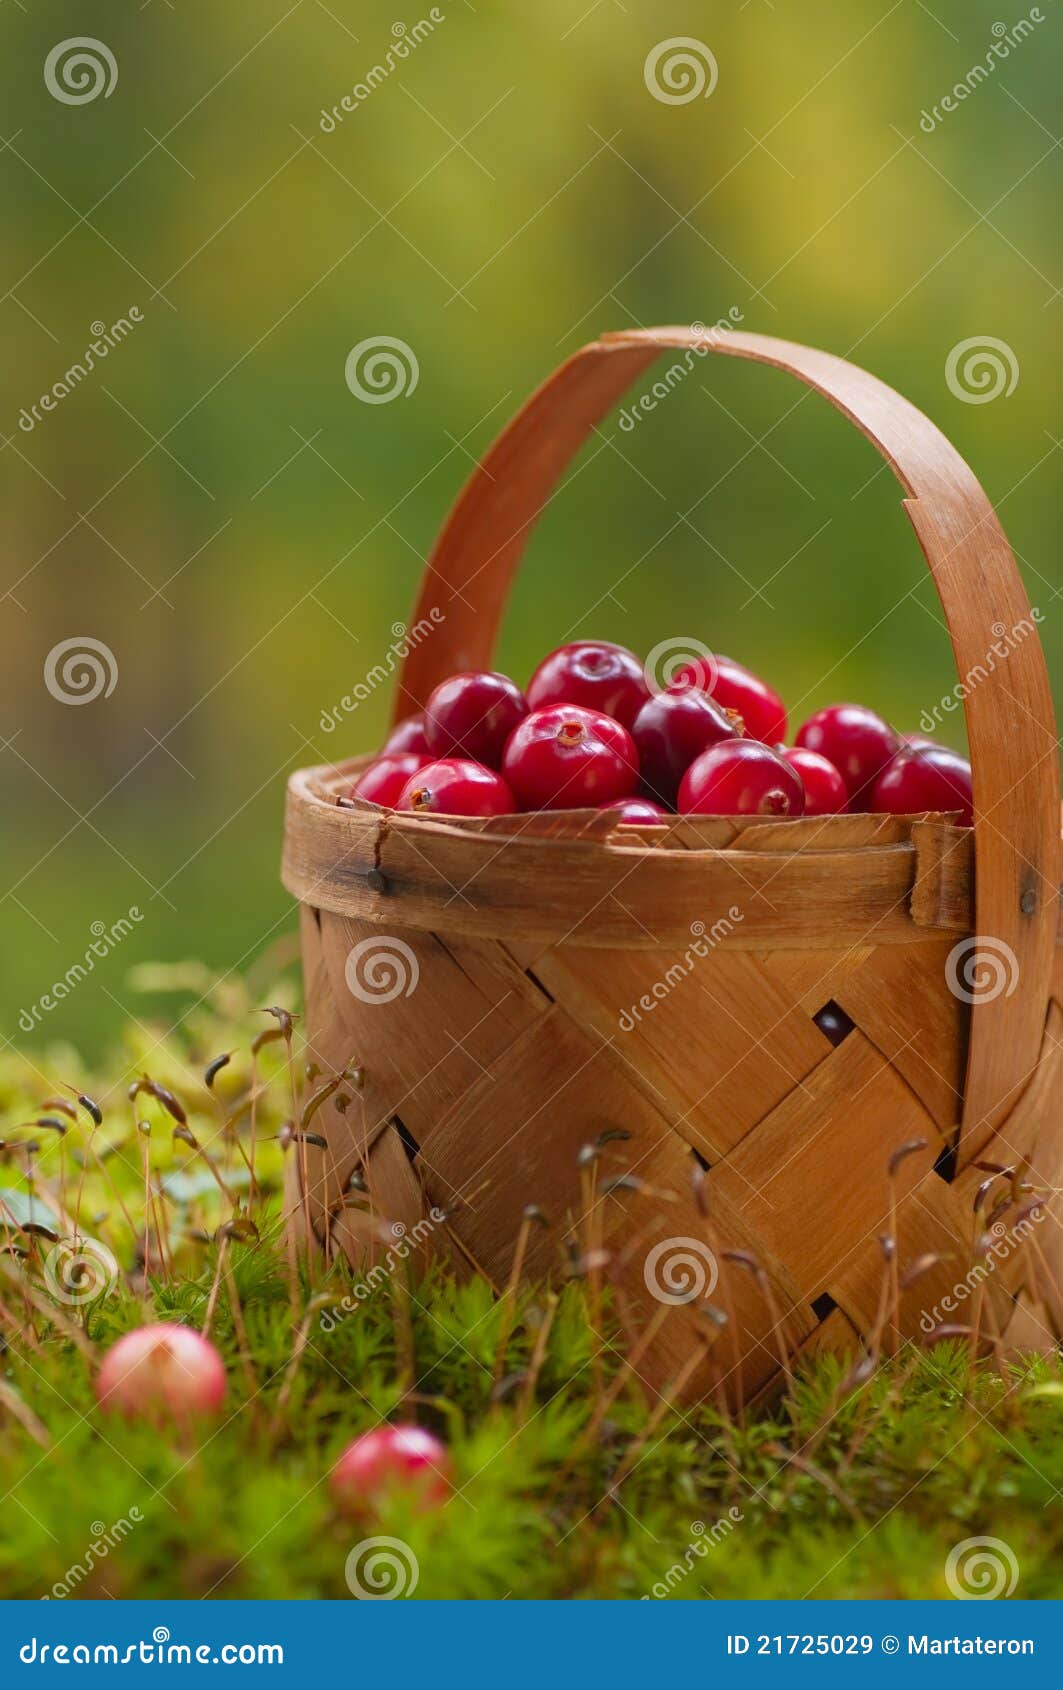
[350,642,973,826]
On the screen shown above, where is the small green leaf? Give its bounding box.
[161,1167,250,1204]
[0,1188,60,1239]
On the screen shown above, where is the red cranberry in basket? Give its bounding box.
[397,758,515,817]
[382,712,432,756]
[526,641,650,729]
[502,705,638,810]
[795,704,899,808]
[781,748,848,816]
[679,740,806,818]
[423,671,528,768]
[631,687,740,807]
[899,732,940,751]
[597,796,667,823]
[351,754,430,807]
[870,744,973,827]
[331,1424,451,1517]
[675,654,787,745]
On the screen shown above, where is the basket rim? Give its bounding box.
[282,754,974,950]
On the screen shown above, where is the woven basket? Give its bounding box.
[282,328,1063,1404]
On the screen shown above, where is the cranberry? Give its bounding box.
[382,713,432,756]
[794,704,899,808]
[675,654,787,745]
[96,1324,226,1422]
[501,705,638,809]
[423,671,528,768]
[331,1424,451,1517]
[597,796,668,823]
[870,745,973,827]
[351,754,429,807]
[526,641,650,728]
[631,687,740,807]
[397,758,515,817]
[678,739,805,817]
[781,747,848,816]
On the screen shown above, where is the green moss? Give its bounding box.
[1,969,1061,1600]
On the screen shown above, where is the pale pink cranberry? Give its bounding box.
[96,1324,226,1421]
[331,1424,451,1516]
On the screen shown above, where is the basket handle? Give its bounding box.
[393,326,1059,1159]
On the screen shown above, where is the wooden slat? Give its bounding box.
[832,937,968,1130]
[315,911,550,1160]
[713,1032,945,1305]
[417,1007,818,1406]
[525,945,833,1160]
[753,947,875,1015]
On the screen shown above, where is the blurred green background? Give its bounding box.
[2,0,1060,1052]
